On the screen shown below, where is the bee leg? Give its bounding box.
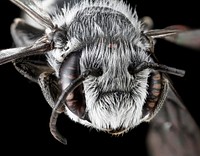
[38,72,67,144]
[11,18,44,47]
[13,56,53,83]
[38,72,61,109]
[10,18,52,82]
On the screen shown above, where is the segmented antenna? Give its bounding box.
[49,67,109,144]
[134,62,185,77]
[50,69,92,144]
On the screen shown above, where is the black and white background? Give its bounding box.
[0,0,199,155]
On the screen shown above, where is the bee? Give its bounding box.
[0,0,200,155]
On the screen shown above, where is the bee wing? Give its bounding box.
[147,81,200,156]
[10,0,54,29]
[146,24,200,50]
[163,26,200,50]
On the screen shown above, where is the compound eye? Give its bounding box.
[59,52,81,89]
[58,51,87,118]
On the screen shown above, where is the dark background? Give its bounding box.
[0,0,199,155]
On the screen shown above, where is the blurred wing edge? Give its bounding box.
[141,16,200,50]
[164,26,200,51]
[146,80,200,156]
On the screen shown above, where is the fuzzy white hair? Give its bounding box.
[79,39,150,132]
[46,0,150,75]
[44,0,151,132]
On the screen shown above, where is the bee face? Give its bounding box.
[79,39,151,132]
